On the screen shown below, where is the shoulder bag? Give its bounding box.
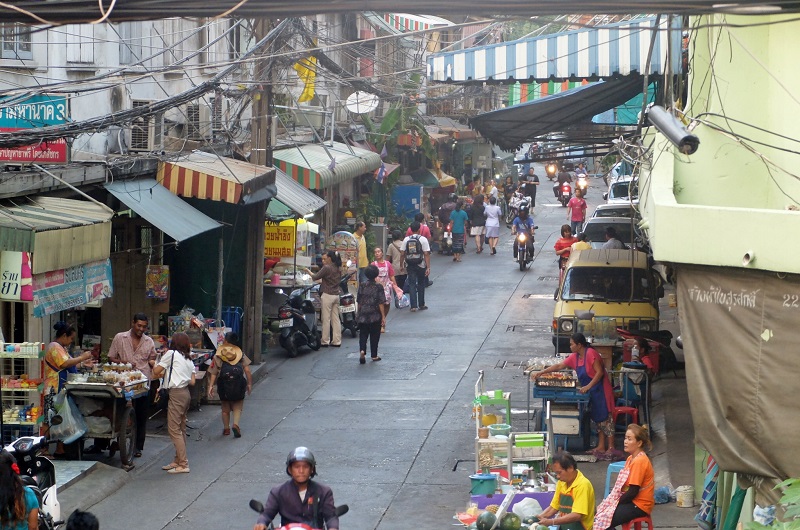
[153,350,174,412]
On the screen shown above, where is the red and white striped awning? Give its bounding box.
[157,151,276,204]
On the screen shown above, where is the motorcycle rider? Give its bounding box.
[436,193,458,254]
[254,447,339,530]
[554,169,572,197]
[511,204,535,259]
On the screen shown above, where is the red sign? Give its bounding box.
[0,128,67,163]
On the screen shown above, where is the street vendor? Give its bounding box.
[534,451,596,530]
[106,313,157,459]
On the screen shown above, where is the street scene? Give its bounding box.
[0,3,799,530]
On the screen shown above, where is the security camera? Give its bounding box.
[646,105,700,155]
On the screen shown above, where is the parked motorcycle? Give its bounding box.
[277,284,321,357]
[505,191,530,226]
[513,225,537,271]
[249,498,349,530]
[558,183,572,207]
[4,422,63,530]
[338,271,358,338]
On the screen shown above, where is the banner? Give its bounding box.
[32,259,113,317]
[0,251,33,301]
[145,265,169,299]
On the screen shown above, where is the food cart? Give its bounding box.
[64,366,149,467]
[531,371,591,452]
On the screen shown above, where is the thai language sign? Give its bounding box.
[264,224,296,259]
[0,251,33,301]
[32,259,113,317]
[0,94,68,163]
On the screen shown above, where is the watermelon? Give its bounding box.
[467,523,479,530]
[499,512,522,530]
[476,511,498,530]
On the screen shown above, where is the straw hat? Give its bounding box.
[217,344,242,364]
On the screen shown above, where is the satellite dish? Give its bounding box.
[345,92,379,114]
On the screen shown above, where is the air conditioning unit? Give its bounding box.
[186,102,212,140]
[209,96,224,133]
[291,107,326,129]
[129,100,164,152]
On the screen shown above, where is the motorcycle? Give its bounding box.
[576,175,588,196]
[505,191,530,226]
[558,183,572,207]
[338,271,358,338]
[277,284,322,357]
[249,498,349,530]
[4,418,63,530]
[545,163,558,181]
[513,225,537,271]
[441,221,453,256]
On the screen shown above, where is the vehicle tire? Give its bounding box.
[519,256,526,271]
[309,331,321,351]
[505,209,514,225]
[287,335,298,358]
[118,406,137,466]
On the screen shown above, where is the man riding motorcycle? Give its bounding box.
[436,193,458,254]
[511,205,535,259]
[254,447,339,530]
[554,170,572,197]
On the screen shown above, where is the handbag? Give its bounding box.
[153,350,174,412]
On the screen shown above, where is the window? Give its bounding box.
[562,267,651,302]
[65,24,94,64]
[203,18,232,65]
[118,22,143,65]
[1,23,32,60]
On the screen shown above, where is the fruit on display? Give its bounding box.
[485,505,500,514]
[476,511,498,530]
[498,512,522,530]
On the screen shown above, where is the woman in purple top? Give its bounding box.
[357,265,386,364]
[530,332,616,457]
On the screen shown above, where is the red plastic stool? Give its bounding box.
[622,515,653,530]
[613,406,639,426]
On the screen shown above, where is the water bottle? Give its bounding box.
[631,343,640,361]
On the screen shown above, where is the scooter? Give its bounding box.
[338,271,358,338]
[505,191,530,226]
[576,175,588,196]
[4,418,63,530]
[277,284,321,357]
[441,221,453,256]
[249,499,349,530]
[513,225,537,271]
[558,183,572,207]
[545,163,558,181]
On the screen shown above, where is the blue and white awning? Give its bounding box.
[427,17,682,83]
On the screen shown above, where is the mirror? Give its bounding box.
[335,505,349,516]
[249,499,264,513]
[603,192,609,200]
[50,415,63,426]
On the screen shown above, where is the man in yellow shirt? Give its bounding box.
[354,221,368,283]
[535,452,596,530]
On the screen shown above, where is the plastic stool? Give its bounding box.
[622,516,653,530]
[604,461,625,497]
[613,406,639,426]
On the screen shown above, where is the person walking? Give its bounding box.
[449,200,468,262]
[353,221,369,283]
[523,168,540,207]
[153,332,196,474]
[400,222,431,312]
[469,194,486,253]
[357,265,386,364]
[371,247,402,333]
[567,189,587,235]
[0,450,39,530]
[404,213,432,240]
[311,250,343,347]
[385,230,407,299]
[483,196,502,255]
[206,332,253,438]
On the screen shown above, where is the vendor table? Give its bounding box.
[65,381,148,467]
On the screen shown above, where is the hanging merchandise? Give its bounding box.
[145,265,169,299]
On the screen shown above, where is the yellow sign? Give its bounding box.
[264,225,296,258]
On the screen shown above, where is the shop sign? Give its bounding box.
[0,251,34,301]
[264,224,296,258]
[32,259,113,318]
[0,94,69,163]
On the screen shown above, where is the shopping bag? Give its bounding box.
[50,392,88,444]
[397,293,410,309]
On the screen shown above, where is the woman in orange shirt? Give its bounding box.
[606,424,655,529]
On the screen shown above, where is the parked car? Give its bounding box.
[552,249,664,352]
[603,175,638,204]
[591,203,641,219]
[580,217,648,251]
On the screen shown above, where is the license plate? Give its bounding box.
[278,318,292,328]
[340,305,356,313]
[562,191,570,197]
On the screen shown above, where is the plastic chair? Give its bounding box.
[604,461,625,497]
[613,406,639,427]
[622,516,653,530]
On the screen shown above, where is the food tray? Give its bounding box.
[534,371,576,388]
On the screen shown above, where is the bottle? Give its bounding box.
[631,343,640,361]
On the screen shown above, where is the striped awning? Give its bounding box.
[383,13,452,32]
[157,151,276,204]
[273,142,382,190]
[427,16,682,83]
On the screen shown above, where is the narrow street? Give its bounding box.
[64,172,694,530]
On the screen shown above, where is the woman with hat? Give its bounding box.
[206,332,253,438]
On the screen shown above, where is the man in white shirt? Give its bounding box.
[399,222,431,312]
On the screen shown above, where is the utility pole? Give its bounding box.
[245,18,274,364]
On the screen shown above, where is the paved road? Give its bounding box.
[79,172,674,530]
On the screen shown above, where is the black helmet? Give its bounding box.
[448,192,458,202]
[519,205,529,216]
[286,446,317,478]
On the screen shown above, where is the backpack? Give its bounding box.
[404,235,424,266]
[217,360,247,401]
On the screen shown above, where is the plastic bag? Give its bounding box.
[397,293,410,309]
[50,392,88,444]
[512,497,542,520]
[753,505,776,525]
[84,416,111,435]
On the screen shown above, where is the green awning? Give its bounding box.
[410,168,440,188]
[273,141,381,189]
